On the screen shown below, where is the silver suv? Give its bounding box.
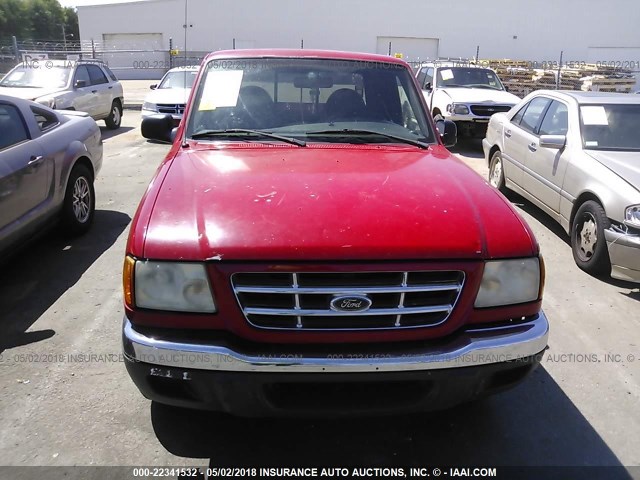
[0,59,124,129]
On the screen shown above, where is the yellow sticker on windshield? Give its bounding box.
[198,70,244,111]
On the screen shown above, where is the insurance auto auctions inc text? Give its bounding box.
[230,467,497,478]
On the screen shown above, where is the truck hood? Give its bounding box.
[585,150,640,191]
[142,144,535,261]
[0,86,62,100]
[144,87,191,105]
[440,87,520,105]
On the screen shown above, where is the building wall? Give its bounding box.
[78,0,640,78]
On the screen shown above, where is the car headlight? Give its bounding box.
[624,205,640,227]
[35,95,56,109]
[447,103,469,115]
[132,260,216,313]
[474,258,541,308]
[142,102,157,112]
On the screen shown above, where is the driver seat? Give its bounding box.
[237,86,274,129]
[325,88,366,122]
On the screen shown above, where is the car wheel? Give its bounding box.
[105,100,122,129]
[571,200,611,276]
[61,164,95,236]
[488,151,508,194]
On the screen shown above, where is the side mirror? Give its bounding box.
[150,84,157,90]
[436,119,457,148]
[424,81,432,91]
[74,79,87,88]
[141,114,175,143]
[539,134,566,149]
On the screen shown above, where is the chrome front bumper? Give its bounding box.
[122,312,549,373]
[605,227,640,283]
[447,114,491,123]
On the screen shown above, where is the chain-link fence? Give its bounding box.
[0,37,208,79]
[1,39,639,92]
[406,58,639,97]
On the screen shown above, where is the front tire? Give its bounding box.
[488,151,508,194]
[571,200,611,276]
[105,100,122,129]
[61,164,95,236]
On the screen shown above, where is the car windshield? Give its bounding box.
[435,67,504,90]
[580,103,640,151]
[158,70,198,89]
[186,57,435,145]
[0,64,71,88]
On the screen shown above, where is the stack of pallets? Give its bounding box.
[580,75,637,92]
[480,59,637,97]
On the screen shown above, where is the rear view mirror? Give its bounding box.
[293,73,334,89]
[74,79,87,88]
[424,81,432,91]
[539,134,566,149]
[150,84,158,90]
[141,114,175,143]
[436,119,457,148]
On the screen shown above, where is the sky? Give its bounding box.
[59,0,150,7]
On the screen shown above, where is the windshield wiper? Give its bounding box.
[308,129,429,149]
[468,84,502,90]
[190,129,306,147]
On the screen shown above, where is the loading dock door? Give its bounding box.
[376,37,439,63]
[102,33,165,80]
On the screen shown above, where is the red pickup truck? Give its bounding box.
[123,49,548,416]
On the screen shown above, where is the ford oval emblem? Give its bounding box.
[330,295,372,312]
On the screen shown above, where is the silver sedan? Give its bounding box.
[0,94,102,260]
[483,90,640,283]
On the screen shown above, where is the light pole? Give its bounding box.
[59,24,74,53]
[60,24,74,51]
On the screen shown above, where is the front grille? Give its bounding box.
[157,103,186,115]
[232,271,464,331]
[470,105,512,117]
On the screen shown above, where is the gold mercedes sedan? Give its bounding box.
[483,90,640,283]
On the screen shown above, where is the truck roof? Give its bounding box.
[203,49,409,66]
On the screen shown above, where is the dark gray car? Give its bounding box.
[0,95,103,260]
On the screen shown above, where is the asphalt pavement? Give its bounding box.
[121,80,156,109]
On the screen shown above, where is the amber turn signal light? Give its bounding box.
[538,254,546,300]
[123,256,136,308]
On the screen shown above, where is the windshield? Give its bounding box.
[186,57,435,145]
[580,104,640,151]
[0,64,71,88]
[435,67,504,90]
[158,70,198,89]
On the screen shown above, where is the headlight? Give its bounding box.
[134,260,216,312]
[142,102,157,112]
[35,96,56,108]
[447,103,469,115]
[624,205,640,227]
[474,258,541,308]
